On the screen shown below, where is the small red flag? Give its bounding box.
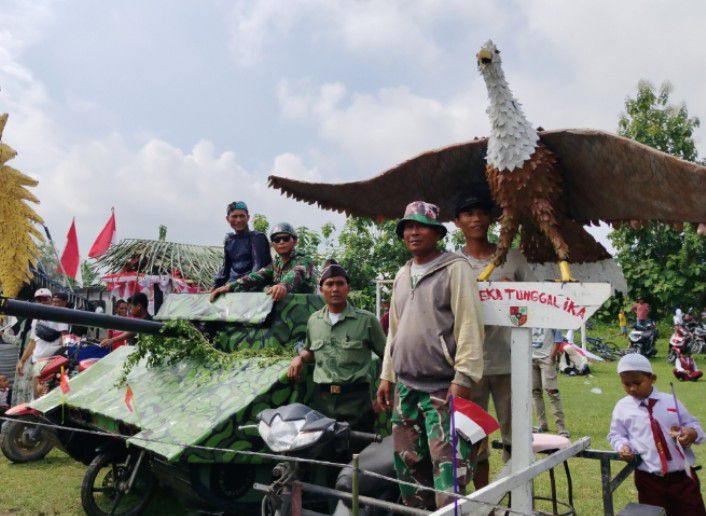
[59,219,80,279]
[59,366,70,394]
[124,385,134,412]
[88,210,117,258]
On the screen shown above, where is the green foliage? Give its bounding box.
[611,80,705,315]
[79,260,100,287]
[118,320,295,386]
[336,218,410,311]
[251,213,269,234]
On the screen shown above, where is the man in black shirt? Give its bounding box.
[212,201,272,289]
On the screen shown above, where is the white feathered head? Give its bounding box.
[476,40,501,72]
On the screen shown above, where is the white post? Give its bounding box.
[510,327,534,512]
[375,280,381,319]
[580,322,587,351]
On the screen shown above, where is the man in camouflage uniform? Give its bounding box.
[377,201,484,510]
[210,223,315,302]
[288,263,386,432]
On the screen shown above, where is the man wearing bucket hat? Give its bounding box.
[287,262,386,433]
[210,222,315,302]
[377,201,484,510]
[453,193,536,486]
[212,201,272,289]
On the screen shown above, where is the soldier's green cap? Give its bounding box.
[227,201,248,214]
[270,222,297,240]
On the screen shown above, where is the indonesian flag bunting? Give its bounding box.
[89,209,117,258]
[125,384,134,412]
[58,219,80,279]
[451,396,500,444]
[59,366,70,394]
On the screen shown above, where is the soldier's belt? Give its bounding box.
[317,382,370,395]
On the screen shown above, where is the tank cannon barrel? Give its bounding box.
[0,297,164,335]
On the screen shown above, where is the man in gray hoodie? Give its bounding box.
[377,201,484,510]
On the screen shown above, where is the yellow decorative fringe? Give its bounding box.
[0,113,44,298]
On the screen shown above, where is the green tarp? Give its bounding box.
[155,293,274,324]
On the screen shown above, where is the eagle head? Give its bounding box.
[476,40,501,70]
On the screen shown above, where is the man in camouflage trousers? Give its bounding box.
[377,201,484,510]
[210,223,315,302]
[288,263,386,432]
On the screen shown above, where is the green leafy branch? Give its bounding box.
[117,320,295,386]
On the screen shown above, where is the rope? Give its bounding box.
[0,415,532,515]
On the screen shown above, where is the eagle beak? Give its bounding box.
[477,49,493,66]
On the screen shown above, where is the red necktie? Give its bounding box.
[643,398,672,475]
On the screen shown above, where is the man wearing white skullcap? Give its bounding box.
[608,353,706,514]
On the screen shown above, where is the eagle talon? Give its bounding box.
[477,262,496,282]
[556,261,577,283]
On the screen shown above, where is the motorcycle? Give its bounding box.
[251,403,401,516]
[0,336,108,463]
[627,320,658,358]
[668,324,694,363]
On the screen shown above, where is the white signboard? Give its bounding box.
[477,281,611,330]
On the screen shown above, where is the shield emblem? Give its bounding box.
[509,306,528,327]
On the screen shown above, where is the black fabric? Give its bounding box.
[213,230,272,287]
[34,323,62,342]
[336,436,399,505]
[318,264,349,286]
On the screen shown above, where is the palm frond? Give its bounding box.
[97,238,223,290]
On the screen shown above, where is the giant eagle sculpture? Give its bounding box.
[269,41,706,281]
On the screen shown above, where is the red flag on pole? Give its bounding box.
[125,385,134,412]
[451,396,500,444]
[59,219,80,279]
[59,366,70,394]
[88,209,117,258]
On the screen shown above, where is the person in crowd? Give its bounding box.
[452,194,534,487]
[630,298,651,326]
[100,293,152,348]
[532,329,569,436]
[379,302,390,336]
[609,353,706,515]
[288,263,386,433]
[212,201,272,289]
[673,347,703,382]
[210,223,315,302]
[52,291,71,309]
[15,289,69,403]
[101,299,129,350]
[0,374,10,414]
[556,331,590,376]
[618,309,628,338]
[377,201,484,510]
[674,306,684,326]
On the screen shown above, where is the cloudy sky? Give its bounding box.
[2,0,705,256]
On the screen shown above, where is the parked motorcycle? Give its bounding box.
[0,337,108,463]
[252,403,400,516]
[627,320,658,358]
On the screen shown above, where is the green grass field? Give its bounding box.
[1,323,704,515]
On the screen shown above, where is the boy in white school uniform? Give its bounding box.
[608,353,706,515]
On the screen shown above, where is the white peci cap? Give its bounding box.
[34,288,53,298]
[617,353,653,375]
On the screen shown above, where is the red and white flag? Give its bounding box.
[452,396,500,444]
[88,209,117,258]
[59,219,80,279]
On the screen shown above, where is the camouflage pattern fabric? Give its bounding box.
[231,250,315,295]
[217,295,324,352]
[392,383,473,510]
[156,293,274,323]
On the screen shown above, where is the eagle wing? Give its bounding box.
[540,129,706,225]
[268,139,490,221]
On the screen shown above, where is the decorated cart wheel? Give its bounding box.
[81,452,155,516]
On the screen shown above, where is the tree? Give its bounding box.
[80,260,100,287]
[610,80,705,316]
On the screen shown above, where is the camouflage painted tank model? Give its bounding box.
[0,293,387,514]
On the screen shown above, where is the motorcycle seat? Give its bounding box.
[335,435,398,503]
[78,358,100,372]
